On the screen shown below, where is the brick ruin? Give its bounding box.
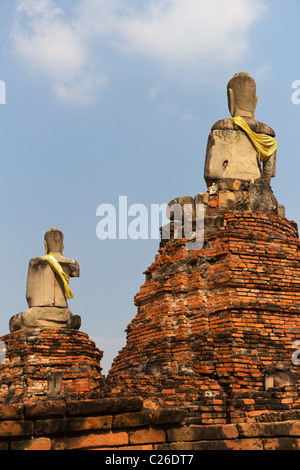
[1,73,300,450]
[104,207,300,420]
[1,197,300,450]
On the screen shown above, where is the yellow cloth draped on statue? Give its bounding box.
[233,116,277,162]
[45,254,74,299]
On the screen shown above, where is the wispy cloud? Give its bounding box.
[11,0,267,104]
[115,0,266,73]
[54,71,108,105]
[254,65,271,80]
[13,0,85,82]
[11,0,107,104]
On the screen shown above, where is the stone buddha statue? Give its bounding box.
[164,72,282,240]
[204,72,277,187]
[9,228,81,332]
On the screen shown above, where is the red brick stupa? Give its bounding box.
[104,73,300,424]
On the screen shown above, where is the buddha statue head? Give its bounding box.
[44,227,64,255]
[227,72,258,118]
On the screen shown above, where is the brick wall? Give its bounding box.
[0,397,300,450]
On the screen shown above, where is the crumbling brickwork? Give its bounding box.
[1,208,300,445]
[0,329,103,403]
[103,210,300,422]
[1,71,299,449]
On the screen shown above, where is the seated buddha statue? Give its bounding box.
[204,72,277,187]
[9,228,81,332]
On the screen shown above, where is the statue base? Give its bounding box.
[9,307,81,332]
[0,328,103,403]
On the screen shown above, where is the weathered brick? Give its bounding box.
[238,420,300,438]
[36,415,112,435]
[157,438,264,451]
[0,404,24,420]
[263,438,300,451]
[67,397,143,416]
[224,438,264,451]
[0,420,33,437]
[155,441,194,451]
[113,409,186,429]
[52,431,129,450]
[98,444,154,450]
[288,421,300,436]
[25,400,66,419]
[11,438,51,451]
[150,409,187,425]
[167,424,238,442]
[113,411,153,429]
[129,428,166,445]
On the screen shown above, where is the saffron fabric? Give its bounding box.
[233,116,277,162]
[45,254,74,299]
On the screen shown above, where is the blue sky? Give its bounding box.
[0,0,300,374]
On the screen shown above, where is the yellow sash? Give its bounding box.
[45,254,74,299]
[233,116,277,162]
